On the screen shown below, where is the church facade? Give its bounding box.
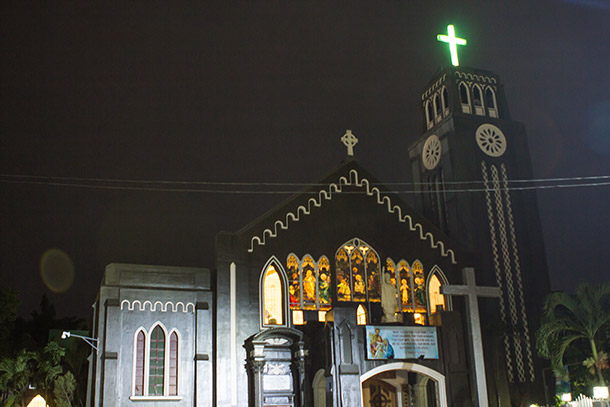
[87,65,551,407]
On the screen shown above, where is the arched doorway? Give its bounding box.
[360,363,447,407]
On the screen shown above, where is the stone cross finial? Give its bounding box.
[441,267,501,407]
[341,130,358,156]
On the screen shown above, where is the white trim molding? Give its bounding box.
[120,300,195,313]
[248,169,457,264]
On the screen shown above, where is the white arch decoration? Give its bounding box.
[360,362,448,407]
[120,299,195,313]
[248,169,457,264]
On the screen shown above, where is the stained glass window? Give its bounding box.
[263,265,283,325]
[149,326,165,396]
[397,260,411,311]
[413,261,426,312]
[287,255,332,313]
[335,239,380,303]
[168,332,178,396]
[134,331,145,396]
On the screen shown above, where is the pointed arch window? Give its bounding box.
[428,274,445,313]
[441,86,449,116]
[335,239,380,303]
[473,84,484,115]
[132,325,181,400]
[433,94,442,122]
[357,304,367,325]
[386,258,428,324]
[134,330,145,396]
[262,264,284,326]
[425,101,433,130]
[459,82,471,113]
[485,87,498,118]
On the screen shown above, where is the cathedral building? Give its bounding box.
[86,55,551,406]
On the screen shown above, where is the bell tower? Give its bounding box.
[409,26,551,398]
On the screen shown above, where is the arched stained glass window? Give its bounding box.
[412,261,426,312]
[398,260,411,311]
[168,332,178,396]
[302,255,317,310]
[286,255,332,313]
[134,330,145,396]
[428,274,445,313]
[351,248,366,302]
[263,265,283,325]
[335,248,351,302]
[366,251,380,302]
[318,257,331,310]
[335,239,380,303]
[149,326,165,396]
[287,254,300,309]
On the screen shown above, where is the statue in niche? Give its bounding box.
[381,270,400,323]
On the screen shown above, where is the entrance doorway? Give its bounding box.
[360,363,447,407]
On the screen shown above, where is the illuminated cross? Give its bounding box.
[441,268,501,407]
[437,24,467,66]
[341,130,358,156]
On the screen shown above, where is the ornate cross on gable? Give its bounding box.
[341,130,358,157]
[441,267,500,407]
[437,24,467,67]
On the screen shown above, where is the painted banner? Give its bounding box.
[365,326,439,360]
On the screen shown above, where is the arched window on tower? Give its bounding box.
[441,86,449,116]
[486,87,498,118]
[433,94,442,122]
[262,264,284,326]
[425,100,433,130]
[459,82,471,113]
[473,84,484,116]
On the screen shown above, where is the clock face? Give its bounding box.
[475,124,507,157]
[422,135,441,170]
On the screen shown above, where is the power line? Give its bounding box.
[1,177,609,194]
[1,173,609,187]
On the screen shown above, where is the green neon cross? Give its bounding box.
[437,25,467,66]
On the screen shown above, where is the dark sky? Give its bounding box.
[1,1,609,320]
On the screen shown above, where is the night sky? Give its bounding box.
[1,1,609,321]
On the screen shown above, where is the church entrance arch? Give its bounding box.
[360,363,447,407]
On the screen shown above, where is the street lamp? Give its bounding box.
[61,331,98,351]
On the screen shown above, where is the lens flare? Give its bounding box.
[40,248,75,293]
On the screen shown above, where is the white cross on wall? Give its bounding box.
[441,267,501,407]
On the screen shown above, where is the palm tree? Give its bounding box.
[0,349,35,406]
[536,282,610,386]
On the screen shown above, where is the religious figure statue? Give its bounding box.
[381,271,399,323]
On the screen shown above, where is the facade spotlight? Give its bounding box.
[60,331,98,351]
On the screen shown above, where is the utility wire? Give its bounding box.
[1,173,609,187]
[1,178,609,194]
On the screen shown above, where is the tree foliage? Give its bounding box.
[536,282,610,386]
